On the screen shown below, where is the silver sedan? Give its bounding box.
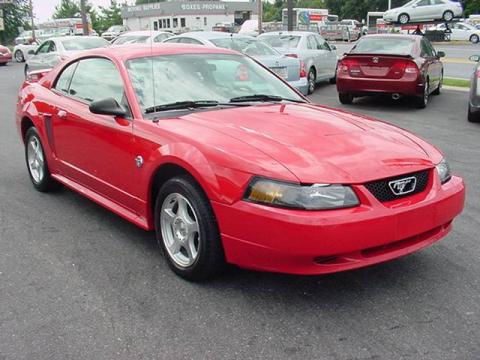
[383,0,463,25]
[258,31,338,94]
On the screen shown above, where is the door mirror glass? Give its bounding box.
[437,51,445,58]
[89,98,127,117]
[470,55,480,62]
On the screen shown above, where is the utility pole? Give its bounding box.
[29,0,35,41]
[257,0,262,35]
[80,0,88,35]
[388,0,391,10]
[287,0,293,31]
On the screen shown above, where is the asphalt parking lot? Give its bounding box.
[1,61,479,359]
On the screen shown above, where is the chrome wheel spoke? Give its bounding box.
[27,137,44,183]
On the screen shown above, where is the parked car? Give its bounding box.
[238,19,258,37]
[468,54,480,122]
[336,34,444,108]
[163,32,309,95]
[437,22,480,43]
[16,44,465,280]
[383,0,463,25]
[25,36,110,76]
[101,25,129,41]
[339,19,363,40]
[0,45,12,65]
[13,40,39,62]
[111,31,173,45]
[258,31,338,94]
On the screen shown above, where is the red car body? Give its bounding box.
[16,45,465,275]
[0,45,12,65]
[337,34,443,100]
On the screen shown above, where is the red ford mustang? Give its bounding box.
[336,34,445,108]
[16,45,465,280]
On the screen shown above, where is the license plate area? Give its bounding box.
[270,67,288,79]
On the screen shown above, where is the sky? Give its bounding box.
[33,0,133,22]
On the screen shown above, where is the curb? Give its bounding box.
[443,85,469,92]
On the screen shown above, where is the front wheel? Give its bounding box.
[470,34,479,44]
[307,68,316,94]
[442,10,454,22]
[398,13,410,24]
[155,175,226,281]
[15,50,24,62]
[415,82,429,109]
[338,92,353,104]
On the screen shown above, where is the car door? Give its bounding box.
[28,41,50,72]
[42,40,61,70]
[305,34,324,78]
[421,38,442,92]
[315,35,337,79]
[411,0,435,21]
[49,57,140,213]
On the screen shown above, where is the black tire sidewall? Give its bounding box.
[443,11,453,21]
[470,35,479,44]
[399,14,409,24]
[307,68,316,94]
[154,175,225,281]
[15,50,24,62]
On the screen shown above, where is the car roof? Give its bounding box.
[118,31,171,37]
[69,43,241,62]
[174,31,255,40]
[360,34,421,41]
[259,31,314,36]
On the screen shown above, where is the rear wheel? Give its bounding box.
[398,13,410,24]
[442,10,454,22]
[154,175,226,281]
[415,82,429,109]
[470,34,479,44]
[24,127,60,192]
[468,105,480,123]
[0,63,6,66]
[338,92,353,105]
[307,68,316,94]
[15,50,24,62]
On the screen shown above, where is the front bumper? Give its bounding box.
[337,75,423,96]
[288,77,309,95]
[212,174,465,275]
[383,13,398,23]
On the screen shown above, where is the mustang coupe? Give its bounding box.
[16,45,465,281]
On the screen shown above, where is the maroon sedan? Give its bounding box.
[0,45,12,66]
[336,34,444,108]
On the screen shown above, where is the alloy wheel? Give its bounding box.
[27,136,45,184]
[443,11,453,21]
[399,14,409,24]
[160,193,200,268]
[308,70,316,94]
[15,50,24,62]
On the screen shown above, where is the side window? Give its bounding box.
[164,38,180,43]
[315,36,330,50]
[425,39,436,56]
[36,42,50,55]
[68,58,125,105]
[307,36,317,50]
[154,33,169,43]
[179,37,203,45]
[420,40,434,57]
[416,0,431,6]
[48,41,57,53]
[54,62,78,94]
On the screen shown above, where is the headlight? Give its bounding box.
[436,159,451,184]
[244,177,359,210]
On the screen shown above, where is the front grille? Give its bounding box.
[364,170,430,202]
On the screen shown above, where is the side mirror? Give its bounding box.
[437,51,446,58]
[89,98,127,117]
[330,44,337,50]
[28,49,35,55]
[470,55,480,62]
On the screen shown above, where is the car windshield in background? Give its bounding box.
[107,26,124,32]
[351,37,415,55]
[126,53,304,114]
[62,37,110,51]
[260,35,301,49]
[210,38,278,56]
[113,35,150,45]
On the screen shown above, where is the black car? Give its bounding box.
[468,55,480,123]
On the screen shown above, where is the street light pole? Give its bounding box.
[80,0,88,35]
[257,0,262,35]
[29,0,35,41]
[388,0,392,10]
[287,0,293,31]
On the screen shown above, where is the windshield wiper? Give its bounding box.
[145,100,249,114]
[229,94,306,103]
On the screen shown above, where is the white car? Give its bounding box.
[101,25,129,41]
[437,22,480,43]
[110,31,173,45]
[13,41,39,62]
[383,0,463,25]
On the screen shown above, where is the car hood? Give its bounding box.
[182,103,440,184]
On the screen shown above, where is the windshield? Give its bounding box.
[260,35,301,49]
[107,26,123,32]
[61,37,110,51]
[126,53,303,113]
[113,35,150,45]
[210,38,278,56]
[351,37,415,55]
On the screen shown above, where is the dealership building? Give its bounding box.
[121,1,258,33]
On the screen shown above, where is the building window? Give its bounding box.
[158,19,162,28]
[153,21,158,30]
[181,18,186,27]
[167,18,171,28]
[162,19,167,28]
[173,18,178,28]
[204,17,207,26]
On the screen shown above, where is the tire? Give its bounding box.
[154,175,226,281]
[307,68,316,94]
[24,65,29,78]
[432,73,442,95]
[338,92,353,105]
[468,105,480,122]
[415,81,429,109]
[0,62,6,66]
[442,10,454,22]
[15,50,24,62]
[398,13,410,25]
[24,127,60,192]
[470,34,479,44]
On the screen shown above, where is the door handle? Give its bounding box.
[57,110,67,118]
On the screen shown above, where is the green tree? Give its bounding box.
[96,1,123,32]
[53,0,81,18]
[1,0,30,45]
